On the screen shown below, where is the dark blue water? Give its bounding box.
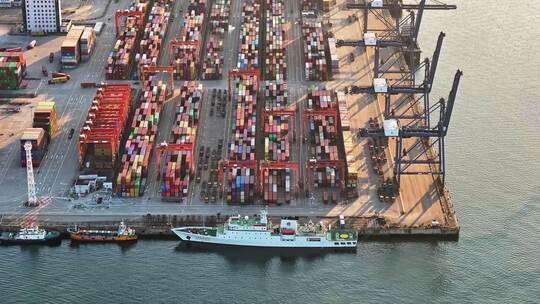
[1,1,539,303]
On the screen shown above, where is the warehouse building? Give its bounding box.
[21,0,62,33]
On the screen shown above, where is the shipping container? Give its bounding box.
[32,101,57,140]
[0,51,26,89]
[264,0,287,80]
[302,19,329,81]
[237,0,260,70]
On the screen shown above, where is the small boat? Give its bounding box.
[68,221,138,242]
[0,224,61,245]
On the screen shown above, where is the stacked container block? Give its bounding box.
[209,0,230,36]
[0,51,25,89]
[80,27,96,61]
[263,169,292,204]
[161,82,203,198]
[302,19,328,81]
[237,0,260,70]
[202,38,224,80]
[230,76,257,161]
[33,101,57,141]
[79,84,131,170]
[263,80,288,111]
[265,0,286,80]
[137,0,171,73]
[106,1,148,80]
[20,128,47,167]
[173,0,207,80]
[117,80,167,197]
[307,84,335,109]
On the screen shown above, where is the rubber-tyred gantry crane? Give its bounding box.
[115,10,144,35]
[217,160,258,193]
[139,65,175,93]
[156,142,194,179]
[302,108,339,136]
[304,159,347,196]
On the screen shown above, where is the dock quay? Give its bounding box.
[0,0,461,241]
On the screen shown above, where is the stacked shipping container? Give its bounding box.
[117,79,167,197]
[302,19,328,81]
[33,101,57,141]
[61,25,85,68]
[78,84,131,170]
[201,38,224,80]
[173,0,207,80]
[265,0,286,80]
[262,169,292,204]
[0,51,26,89]
[209,0,230,36]
[237,0,260,70]
[161,82,203,198]
[263,80,288,111]
[20,128,47,167]
[136,0,171,72]
[106,1,148,80]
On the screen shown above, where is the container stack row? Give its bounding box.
[201,38,224,80]
[78,84,132,170]
[173,0,207,80]
[61,25,85,68]
[80,27,96,62]
[264,0,286,80]
[263,80,288,111]
[136,0,171,73]
[229,76,257,161]
[33,101,57,141]
[307,84,335,109]
[237,0,260,70]
[264,115,290,161]
[308,114,339,161]
[161,82,203,198]
[313,166,339,188]
[117,80,167,197]
[0,51,26,89]
[263,169,292,204]
[106,1,149,80]
[209,0,230,36]
[227,167,256,204]
[20,128,48,167]
[302,19,328,81]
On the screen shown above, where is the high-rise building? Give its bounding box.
[22,0,62,33]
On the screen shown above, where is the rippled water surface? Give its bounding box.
[1,1,539,303]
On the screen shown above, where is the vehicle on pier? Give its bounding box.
[68,221,138,242]
[172,210,358,250]
[0,224,61,245]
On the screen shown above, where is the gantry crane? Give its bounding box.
[302,108,339,138]
[357,70,462,187]
[347,32,445,127]
[115,10,144,35]
[262,109,297,143]
[217,160,258,193]
[24,141,38,207]
[139,65,175,93]
[156,142,194,179]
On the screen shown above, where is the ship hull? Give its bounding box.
[0,231,61,245]
[172,228,357,249]
[69,233,138,243]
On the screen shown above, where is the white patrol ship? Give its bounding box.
[171,211,358,249]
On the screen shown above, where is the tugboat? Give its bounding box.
[172,210,358,250]
[68,221,138,242]
[0,224,61,245]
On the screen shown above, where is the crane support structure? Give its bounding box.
[155,142,194,179]
[140,66,175,93]
[24,141,38,207]
[115,10,144,35]
[305,159,347,195]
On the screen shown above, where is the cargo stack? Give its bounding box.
[237,0,260,70]
[265,0,286,80]
[161,82,202,198]
[78,84,131,170]
[230,75,257,161]
[80,27,96,62]
[20,128,48,167]
[117,80,167,197]
[106,1,148,80]
[264,115,290,161]
[308,114,339,161]
[32,101,57,140]
[201,38,224,80]
[307,84,335,109]
[302,19,328,81]
[209,0,230,36]
[136,0,171,73]
[336,90,358,198]
[61,25,85,68]
[0,51,26,89]
[173,0,207,80]
[263,80,288,110]
[263,169,292,204]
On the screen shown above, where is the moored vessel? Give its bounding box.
[68,221,138,242]
[0,224,61,245]
[172,210,358,249]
